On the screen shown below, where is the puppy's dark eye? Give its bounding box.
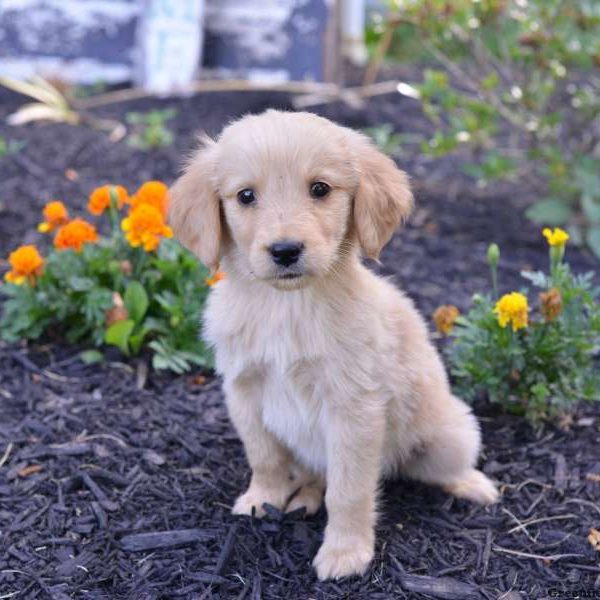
[310,181,331,199]
[237,188,256,205]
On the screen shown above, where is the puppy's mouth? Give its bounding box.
[269,270,309,290]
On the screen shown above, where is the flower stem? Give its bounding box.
[108,186,120,238]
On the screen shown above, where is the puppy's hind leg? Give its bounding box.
[286,468,325,515]
[401,396,499,505]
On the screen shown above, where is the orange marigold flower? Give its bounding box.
[88,185,128,216]
[54,218,99,252]
[121,203,173,252]
[205,271,225,287]
[130,181,169,217]
[4,245,44,285]
[539,287,562,322]
[433,304,460,335]
[38,201,69,233]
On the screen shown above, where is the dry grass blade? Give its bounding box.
[0,76,80,126]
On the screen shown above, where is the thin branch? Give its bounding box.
[421,38,532,133]
[73,79,339,110]
[493,546,583,562]
[506,513,578,535]
[0,442,13,468]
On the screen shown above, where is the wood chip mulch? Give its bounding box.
[0,344,598,599]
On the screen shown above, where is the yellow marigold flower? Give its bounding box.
[539,287,562,322]
[494,292,529,331]
[205,271,225,287]
[88,185,128,216]
[4,245,44,285]
[38,201,69,233]
[121,203,173,252]
[130,181,169,217]
[433,304,460,335]
[54,218,99,252]
[542,227,569,247]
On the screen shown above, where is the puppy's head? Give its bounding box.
[170,110,413,290]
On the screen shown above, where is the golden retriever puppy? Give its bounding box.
[169,110,498,581]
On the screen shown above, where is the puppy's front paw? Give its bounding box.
[232,486,288,518]
[312,535,374,580]
[445,469,499,505]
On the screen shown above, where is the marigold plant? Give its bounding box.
[440,228,600,423]
[1,182,214,373]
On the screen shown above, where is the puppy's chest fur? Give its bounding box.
[204,283,374,472]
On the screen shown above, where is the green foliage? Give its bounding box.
[444,234,600,424]
[363,123,406,155]
[0,136,24,156]
[375,0,600,255]
[126,108,177,150]
[1,188,213,374]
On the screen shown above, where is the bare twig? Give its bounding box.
[293,80,404,109]
[421,39,533,133]
[75,433,129,448]
[363,18,396,87]
[506,513,578,535]
[492,546,583,562]
[0,442,14,468]
[564,498,600,516]
[73,79,339,110]
[502,508,536,543]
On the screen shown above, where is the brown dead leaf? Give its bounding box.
[105,292,128,326]
[586,473,600,483]
[588,528,600,551]
[65,168,79,181]
[18,464,43,478]
[189,375,207,386]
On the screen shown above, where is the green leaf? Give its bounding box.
[124,281,149,324]
[525,198,573,226]
[105,319,135,355]
[582,195,600,224]
[586,227,600,259]
[80,349,104,364]
[68,276,95,291]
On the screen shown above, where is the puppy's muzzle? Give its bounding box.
[269,241,304,268]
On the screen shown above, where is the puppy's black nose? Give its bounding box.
[269,241,304,267]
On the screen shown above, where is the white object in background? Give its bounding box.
[341,0,367,65]
[136,0,205,94]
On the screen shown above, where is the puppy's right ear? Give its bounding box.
[169,136,221,270]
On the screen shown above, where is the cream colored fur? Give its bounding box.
[169,110,499,581]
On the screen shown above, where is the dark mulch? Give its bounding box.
[1,87,599,599]
[1,346,599,599]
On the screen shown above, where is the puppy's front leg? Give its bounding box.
[313,396,385,580]
[225,378,296,517]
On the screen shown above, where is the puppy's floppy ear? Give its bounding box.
[169,136,221,270]
[350,132,414,260]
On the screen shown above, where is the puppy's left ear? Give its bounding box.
[350,132,414,260]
